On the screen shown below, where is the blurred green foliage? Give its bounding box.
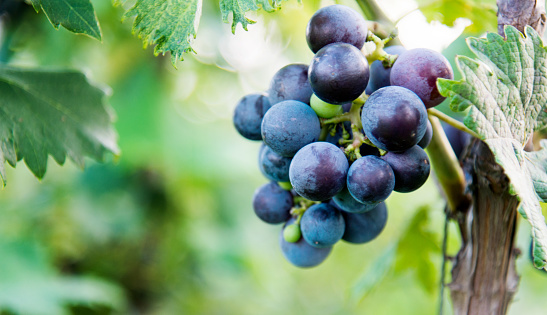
[415,0,497,34]
[0,1,546,315]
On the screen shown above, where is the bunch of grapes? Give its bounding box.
[233,5,453,268]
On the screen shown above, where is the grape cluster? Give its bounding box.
[233,5,453,268]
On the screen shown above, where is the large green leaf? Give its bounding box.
[416,0,496,34]
[438,26,547,269]
[29,0,102,40]
[119,0,203,65]
[219,0,280,33]
[0,65,119,186]
[526,140,547,203]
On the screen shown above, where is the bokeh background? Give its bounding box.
[1,0,546,314]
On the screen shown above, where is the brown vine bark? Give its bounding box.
[449,1,546,314]
[449,139,520,314]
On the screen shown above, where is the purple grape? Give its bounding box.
[381,145,430,193]
[280,217,332,268]
[252,182,293,224]
[418,119,433,149]
[233,93,271,140]
[308,43,369,104]
[365,45,407,94]
[347,155,395,204]
[306,4,368,53]
[289,142,349,201]
[342,203,387,244]
[361,86,428,152]
[300,203,345,248]
[258,144,292,182]
[332,186,377,213]
[390,48,454,108]
[261,100,321,157]
[268,64,313,105]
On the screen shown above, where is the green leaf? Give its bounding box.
[526,140,547,202]
[0,65,119,186]
[30,0,102,40]
[350,207,440,302]
[438,25,547,269]
[416,0,496,34]
[393,207,440,293]
[121,0,203,65]
[219,0,280,33]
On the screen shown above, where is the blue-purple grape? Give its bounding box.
[308,43,369,104]
[365,45,407,95]
[261,100,321,157]
[233,93,271,140]
[332,186,377,213]
[280,218,332,268]
[390,48,454,108]
[289,142,349,201]
[306,4,368,53]
[252,182,293,224]
[300,203,345,248]
[347,155,395,204]
[361,86,428,152]
[381,145,430,193]
[268,64,314,105]
[258,144,292,182]
[342,203,388,244]
[418,119,433,149]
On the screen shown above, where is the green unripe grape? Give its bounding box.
[278,181,293,190]
[310,94,343,118]
[283,223,301,243]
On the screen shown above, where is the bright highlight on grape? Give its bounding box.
[233,4,453,268]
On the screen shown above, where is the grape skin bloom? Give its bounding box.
[289,142,348,201]
[306,4,368,53]
[308,43,370,105]
[261,100,321,157]
[361,86,428,152]
[390,48,454,108]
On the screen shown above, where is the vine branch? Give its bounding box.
[427,108,481,139]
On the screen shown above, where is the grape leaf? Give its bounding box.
[351,207,440,303]
[219,0,280,33]
[29,0,102,40]
[119,0,203,65]
[526,140,547,202]
[393,207,440,293]
[416,0,496,34]
[438,26,547,269]
[0,65,119,186]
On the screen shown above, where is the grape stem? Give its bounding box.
[322,113,351,125]
[364,31,398,67]
[321,94,388,159]
[426,116,470,213]
[291,197,320,224]
[427,108,481,139]
[355,0,393,28]
[319,124,331,141]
